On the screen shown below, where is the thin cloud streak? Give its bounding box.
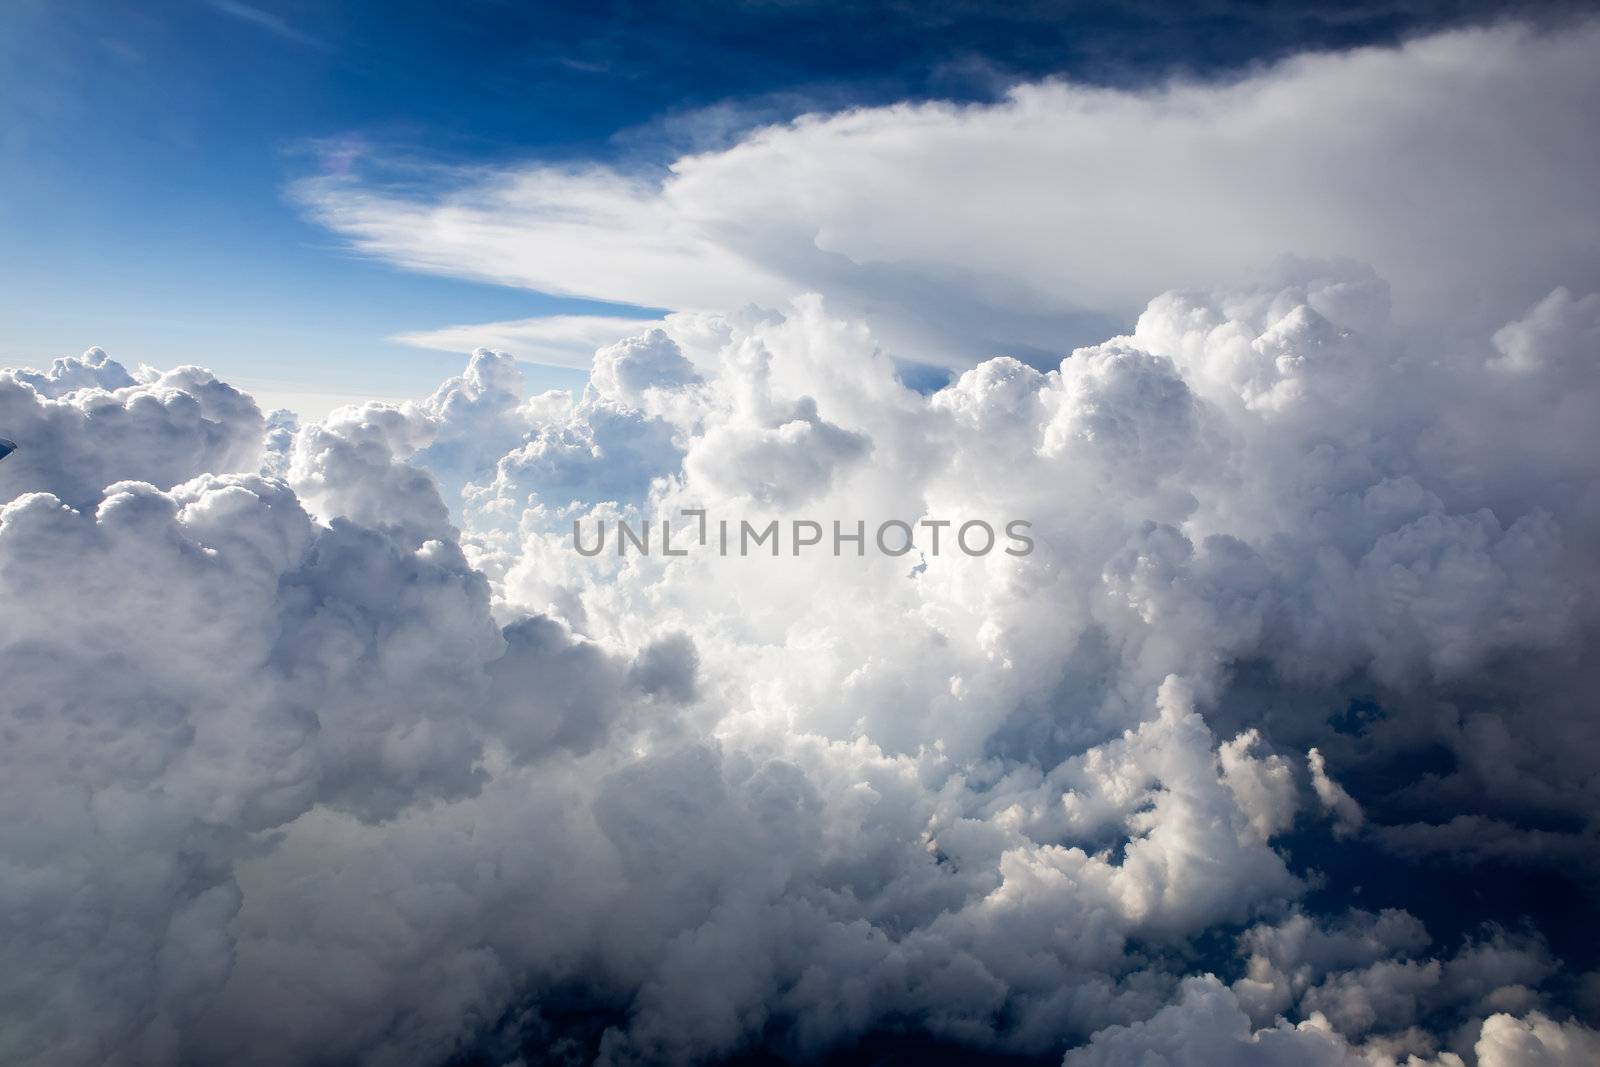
[209,0,327,50]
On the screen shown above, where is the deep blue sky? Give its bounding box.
[0,0,1581,412]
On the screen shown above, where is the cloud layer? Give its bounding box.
[6,17,1600,1067]
[5,247,1599,1066]
[300,21,1600,369]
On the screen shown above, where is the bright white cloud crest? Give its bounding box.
[302,22,1600,370]
[4,17,1600,1067]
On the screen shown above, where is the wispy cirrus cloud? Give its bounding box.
[209,0,326,50]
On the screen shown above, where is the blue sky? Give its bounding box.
[0,0,1574,414]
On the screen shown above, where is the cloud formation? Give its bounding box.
[4,247,1598,1065]
[6,17,1600,1067]
[0,347,265,509]
[299,21,1600,370]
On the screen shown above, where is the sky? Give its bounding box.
[3,0,1590,414]
[4,4,1600,1067]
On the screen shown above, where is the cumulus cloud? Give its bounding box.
[0,347,265,509]
[0,470,686,1064]
[4,243,1597,1065]
[1062,976,1377,1066]
[6,18,1600,1067]
[588,328,703,408]
[1475,1011,1600,1067]
[1066,973,1599,1067]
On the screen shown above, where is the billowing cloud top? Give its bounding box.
[5,16,1600,1067]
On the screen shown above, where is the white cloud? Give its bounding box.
[1063,976,1376,1066]
[6,251,1600,1062]
[1476,1011,1600,1067]
[0,347,265,509]
[588,328,702,406]
[300,22,1600,369]
[394,314,668,370]
[7,22,1600,1060]
[1308,748,1366,838]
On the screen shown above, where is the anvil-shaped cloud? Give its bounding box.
[302,21,1600,372]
